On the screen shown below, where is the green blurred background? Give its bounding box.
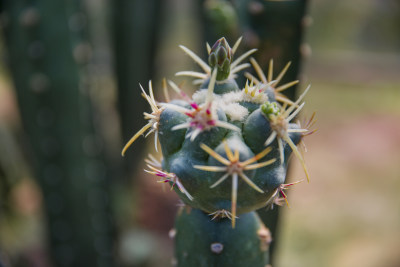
[0,0,399,266]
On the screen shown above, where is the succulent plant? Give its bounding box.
[122,37,314,265]
[2,1,114,266]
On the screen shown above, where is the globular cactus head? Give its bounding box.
[122,37,315,227]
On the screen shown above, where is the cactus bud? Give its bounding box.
[261,101,280,118]
[208,37,232,81]
[208,52,217,68]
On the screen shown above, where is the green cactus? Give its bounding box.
[123,38,314,265]
[2,1,114,266]
[173,207,270,267]
[198,0,239,44]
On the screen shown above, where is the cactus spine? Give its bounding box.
[2,1,114,266]
[123,37,314,265]
[200,2,311,261]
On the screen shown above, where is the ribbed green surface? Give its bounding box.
[3,1,114,266]
[174,208,270,267]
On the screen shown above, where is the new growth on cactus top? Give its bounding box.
[122,37,315,228]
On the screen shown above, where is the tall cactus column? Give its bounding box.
[235,0,309,99]
[174,208,270,267]
[112,0,163,173]
[123,37,314,266]
[2,1,114,266]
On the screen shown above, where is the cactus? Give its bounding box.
[197,0,240,55]
[123,37,314,265]
[173,207,270,267]
[2,1,114,266]
[198,1,311,261]
[112,0,164,174]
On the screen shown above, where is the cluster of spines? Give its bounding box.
[122,37,315,227]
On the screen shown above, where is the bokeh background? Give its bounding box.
[0,0,399,267]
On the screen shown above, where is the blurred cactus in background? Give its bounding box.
[123,37,314,266]
[2,1,114,266]
[199,0,309,98]
[198,0,239,47]
[112,0,164,174]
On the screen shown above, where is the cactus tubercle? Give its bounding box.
[194,142,276,227]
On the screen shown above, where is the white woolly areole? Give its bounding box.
[192,90,249,121]
[192,89,207,104]
[221,102,249,121]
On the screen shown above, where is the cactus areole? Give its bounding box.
[122,37,315,265]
